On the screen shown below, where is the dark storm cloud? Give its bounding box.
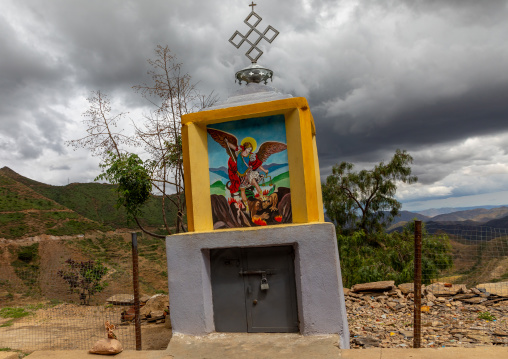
[316,81,508,167]
[1,0,508,205]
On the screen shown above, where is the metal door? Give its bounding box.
[210,246,298,333]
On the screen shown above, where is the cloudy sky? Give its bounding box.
[1,0,508,212]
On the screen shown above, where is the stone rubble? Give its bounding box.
[118,294,170,327]
[346,281,508,349]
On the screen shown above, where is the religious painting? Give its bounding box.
[207,114,291,229]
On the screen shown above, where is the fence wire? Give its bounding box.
[0,262,137,352]
[422,224,508,290]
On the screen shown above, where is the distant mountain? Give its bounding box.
[423,219,508,241]
[416,205,508,217]
[390,210,430,224]
[430,206,508,222]
[209,166,229,180]
[263,163,288,172]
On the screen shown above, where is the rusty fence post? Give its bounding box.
[413,220,422,348]
[132,232,142,350]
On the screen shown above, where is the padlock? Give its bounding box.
[260,274,269,290]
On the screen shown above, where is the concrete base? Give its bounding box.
[166,333,341,359]
[165,222,350,349]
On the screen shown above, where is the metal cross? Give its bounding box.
[229,6,279,63]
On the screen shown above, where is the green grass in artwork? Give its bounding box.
[268,171,290,189]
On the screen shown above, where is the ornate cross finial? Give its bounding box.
[229,4,279,63]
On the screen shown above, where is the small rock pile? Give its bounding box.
[107,294,170,326]
[345,281,508,349]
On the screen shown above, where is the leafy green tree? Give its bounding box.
[57,259,109,305]
[96,153,152,228]
[323,149,417,238]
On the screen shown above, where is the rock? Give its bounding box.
[89,338,123,355]
[493,330,508,337]
[471,288,481,295]
[493,337,508,345]
[450,329,466,335]
[343,288,350,296]
[352,336,380,348]
[106,294,134,305]
[150,310,165,320]
[425,283,466,296]
[426,292,437,301]
[462,297,487,304]
[352,281,395,293]
[453,293,476,300]
[140,294,169,317]
[477,282,508,297]
[466,333,491,343]
[387,302,397,309]
[400,330,414,338]
[140,295,151,304]
[398,283,414,294]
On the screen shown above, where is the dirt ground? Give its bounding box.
[0,303,172,353]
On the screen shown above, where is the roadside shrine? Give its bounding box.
[165,3,350,349]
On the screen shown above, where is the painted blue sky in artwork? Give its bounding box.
[207,115,288,173]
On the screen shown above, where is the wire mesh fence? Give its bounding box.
[422,223,508,290]
[0,233,170,352]
[343,222,508,348]
[0,263,136,351]
[2,224,507,351]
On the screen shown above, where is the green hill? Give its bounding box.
[210,180,226,196]
[0,170,112,239]
[0,167,179,233]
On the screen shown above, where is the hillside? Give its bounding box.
[0,171,111,239]
[0,231,169,307]
[0,167,179,231]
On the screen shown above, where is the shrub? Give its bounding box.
[57,259,109,305]
[338,222,453,288]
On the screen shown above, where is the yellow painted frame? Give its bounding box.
[182,97,324,232]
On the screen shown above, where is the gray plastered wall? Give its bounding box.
[165,222,350,349]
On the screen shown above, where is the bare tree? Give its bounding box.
[133,45,218,233]
[67,90,134,159]
[68,46,218,237]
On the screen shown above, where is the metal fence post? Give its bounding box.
[413,220,422,348]
[132,232,142,350]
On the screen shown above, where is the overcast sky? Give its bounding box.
[1,0,508,212]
